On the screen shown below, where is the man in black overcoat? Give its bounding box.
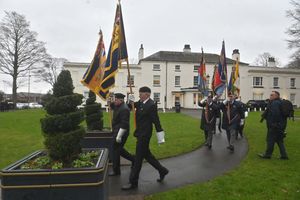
[109,93,135,176]
[122,86,169,190]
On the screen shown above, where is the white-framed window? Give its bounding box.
[127,75,134,86]
[193,76,198,87]
[290,93,296,104]
[175,76,180,87]
[153,93,160,103]
[153,75,160,86]
[290,78,296,88]
[253,93,263,100]
[153,64,160,71]
[194,65,199,72]
[175,65,181,72]
[273,77,279,88]
[253,77,263,87]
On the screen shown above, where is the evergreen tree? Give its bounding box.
[40,70,84,165]
[85,90,103,131]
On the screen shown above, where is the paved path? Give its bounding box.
[109,109,248,199]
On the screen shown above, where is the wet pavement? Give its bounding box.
[108,109,248,199]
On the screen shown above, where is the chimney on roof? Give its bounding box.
[138,44,144,61]
[268,57,276,67]
[232,49,240,61]
[183,44,191,53]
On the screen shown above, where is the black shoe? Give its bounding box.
[280,156,289,160]
[109,172,120,176]
[258,153,271,159]
[157,169,169,182]
[121,183,138,190]
[227,145,234,152]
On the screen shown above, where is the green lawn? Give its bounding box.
[147,110,300,200]
[0,109,203,169]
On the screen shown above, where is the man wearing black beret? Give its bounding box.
[109,93,135,176]
[122,86,169,190]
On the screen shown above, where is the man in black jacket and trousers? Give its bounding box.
[122,86,169,190]
[258,91,288,159]
[109,93,135,176]
[198,94,219,149]
[220,92,245,152]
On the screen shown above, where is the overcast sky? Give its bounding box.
[0,0,294,93]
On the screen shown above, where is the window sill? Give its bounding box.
[126,85,135,87]
[153,85,161,87]
[153,69,161,71]
[253,86,264,88]
[290,87,297,89]
[175,85,181,88]
[273,86,280,89]
[175,70,181,72]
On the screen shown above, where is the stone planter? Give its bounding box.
[0,148,109,200]
[81,130,113,162]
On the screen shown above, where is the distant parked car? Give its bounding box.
[246,100,268,111]
[29,102,43,108]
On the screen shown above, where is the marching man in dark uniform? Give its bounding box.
[220,92,245,152]
[122,86,169,190]
[258,91,288,159]
[109,93,135,176]
[198,93,219,149]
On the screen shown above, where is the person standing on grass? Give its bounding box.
[198,93,219,149]
[122,86,169,190]
[108,93,135,176]
[258,91,288,160]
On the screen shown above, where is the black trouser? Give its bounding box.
[129,136,167,185]
[112,134,135,174]
[204,130,213,146]
[265,128,288,158]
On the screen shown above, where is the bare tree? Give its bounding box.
[33,57,67,87]
[286,0,300,68]
[0,11,48,105]
[0,90,4,102]
[253,52,281,67]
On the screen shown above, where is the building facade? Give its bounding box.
[64,45,300,109]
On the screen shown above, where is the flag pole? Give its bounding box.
[118,0,136,128]
[107,92,113,131]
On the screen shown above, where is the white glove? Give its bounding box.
[200,97,207,104]
[128,94,135,102]
[223,99,228,105]
[156,131,165,144]
[116,128,126,143]
[213,96,218,101]
[240,119,245,126]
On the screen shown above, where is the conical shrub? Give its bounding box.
[40,70,85,165]
[85,90,103,131]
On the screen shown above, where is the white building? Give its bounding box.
[64,45,300,109]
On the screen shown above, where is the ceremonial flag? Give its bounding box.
[98,3,128,99]
[198,48,208,96]
[81,30,106,94]
[213,41,227,96]
[228,58,240,96]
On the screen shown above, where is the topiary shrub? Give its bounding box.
[41,70,85,165]
[85,90,103,131]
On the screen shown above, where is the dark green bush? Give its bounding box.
[84,90,103,131]
[85,103,103,116]
[41,110,84,134]
[44,128,85,164]
[41,70,84,165]
[45,94,83,115]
